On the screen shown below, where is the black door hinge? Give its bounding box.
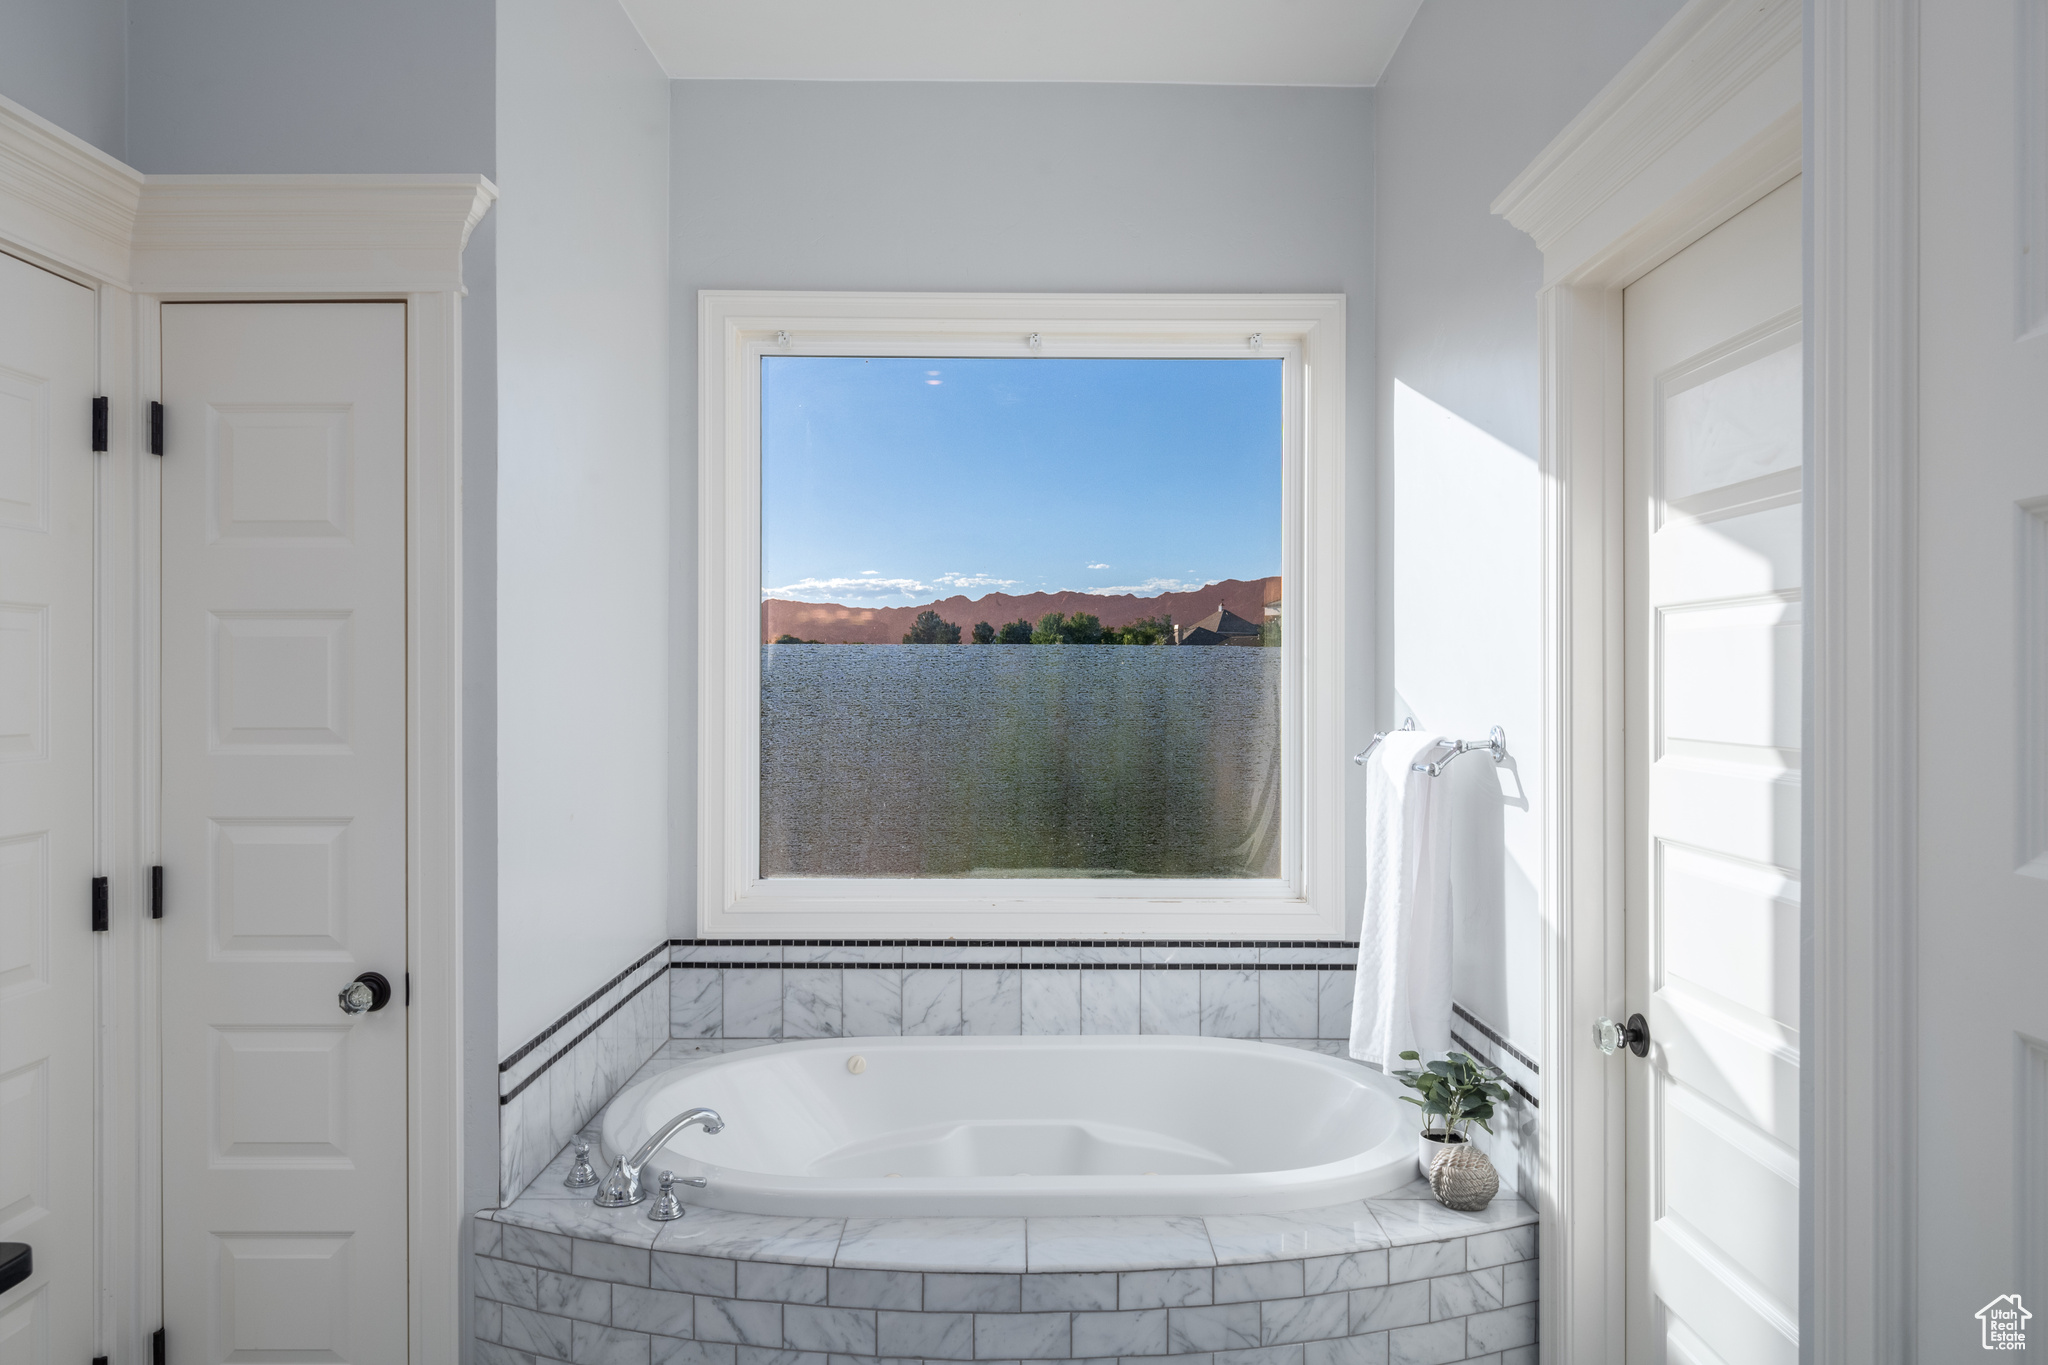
[151,864,164,920]
[91,875,108,932]
[405,972,411,1007]
[91,396,108,452]
[152,1326,166,1365]
[148,401,163,456]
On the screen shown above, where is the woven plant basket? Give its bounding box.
[1428,1140,1500,1211]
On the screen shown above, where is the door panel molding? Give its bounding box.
[161,300,412,1361]
[1623,175,1803,1363]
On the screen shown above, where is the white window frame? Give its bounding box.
[697,290,1347,939]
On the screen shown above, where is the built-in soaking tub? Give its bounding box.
[598,1034,1417,1217]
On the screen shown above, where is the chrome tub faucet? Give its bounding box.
[593,1106,724,1209]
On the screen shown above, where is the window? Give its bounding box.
[699,292,1347,937]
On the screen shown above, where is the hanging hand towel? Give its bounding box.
[1350,728,1454,1070]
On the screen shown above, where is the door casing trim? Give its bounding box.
[1491,0,1804,1359]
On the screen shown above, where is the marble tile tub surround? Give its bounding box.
[475,1144,1537,1365]
[670,942,1387,1049]
[501,942,673,1205]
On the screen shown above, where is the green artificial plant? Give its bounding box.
[1391,1050,1514,1142]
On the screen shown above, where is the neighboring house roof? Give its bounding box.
[1181,605,1264,646]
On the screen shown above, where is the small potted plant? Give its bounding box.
[1391,1049,1513,1203]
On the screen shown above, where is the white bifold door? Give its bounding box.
[1623,177,1803,1364]
[159,303,410,1362]
[0,252,98,1362]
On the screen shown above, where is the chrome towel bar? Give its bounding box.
[1353,720,1509,777]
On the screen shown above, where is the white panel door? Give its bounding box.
[1915,3,2048,1350]
[1624,177,1803,1365]
[160,303,409,1363]
[0,253,98,1365]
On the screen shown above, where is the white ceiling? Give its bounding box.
[618,0,1424,87]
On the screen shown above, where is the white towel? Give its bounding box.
[1349,729,1454,1069]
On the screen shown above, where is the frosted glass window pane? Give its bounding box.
[1661,340,1802,502]
[761,647,1280,877]
[759,356,1283,880]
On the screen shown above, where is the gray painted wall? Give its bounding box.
[667,79,1378,933]
[124,0,492,174]
[496,0,670,1055]
[0,0,495,173]
[0,0,126,156]
[1375,0,1683,460]
[1374,0,1684,1187]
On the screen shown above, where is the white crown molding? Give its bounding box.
[132,174,498,295]
[0,101,497,298]
[0,92,144,286]
[1491,0,1800,285]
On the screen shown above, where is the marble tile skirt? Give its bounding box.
[477,1156,1534,1365]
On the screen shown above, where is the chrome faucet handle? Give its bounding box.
[593,1155,643,1208]
[563,1138,600,1189]
[649,1170,686,1222]
[677,1175,707,1188]
[593,1105,724,1209]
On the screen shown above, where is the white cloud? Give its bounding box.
[1087,562,1110,570]
[765,575,932,602]
[766,570,1216,604]
[1079,577,1205,597]
[936,572,1018,592]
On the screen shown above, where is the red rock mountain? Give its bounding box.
[764,576,1282,644]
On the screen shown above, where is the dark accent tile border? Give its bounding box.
[1451,1001,1539,1074]
[672,938,1362,948]
[670,960,1344,970]
[500,939,671,1073]
[1451,1029,1540,1110]
[500,963,667,1106]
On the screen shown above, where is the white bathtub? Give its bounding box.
[599,1034,1418,1217]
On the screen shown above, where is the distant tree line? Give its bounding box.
[898,609,1180,645]
[773,609,1274,647]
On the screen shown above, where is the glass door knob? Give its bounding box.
[1594,1014,1650,1057]
[339,971,392,1015]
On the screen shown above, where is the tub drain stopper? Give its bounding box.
[847,1055,866,1074]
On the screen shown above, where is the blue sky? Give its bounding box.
[761,356,1282,604]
